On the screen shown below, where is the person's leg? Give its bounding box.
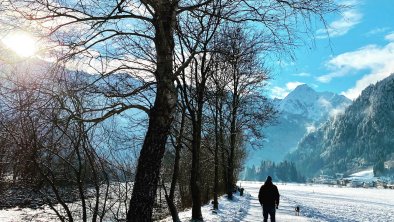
[263,206,269,222]
[269,207,276,222]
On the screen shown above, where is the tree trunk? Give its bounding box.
[169,141,181,201]
[190,95,204,220]
[227,69,239,200]
[127,3,177,221]
[190,53,210,220]
[169,107,185,201]
[219,103,227,192]
[227,114,236,199]
[166,107,185,221]
[162,182,181,222]
[213,86,220,210]
[190,119,203,220]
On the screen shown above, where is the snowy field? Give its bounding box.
[162,181,394,222]
[275,182,394,222]
[240,181,394,222]
[1,181,394,221]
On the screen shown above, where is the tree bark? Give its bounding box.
[165,106,185,222]
[190,118,203,220]
[219,102,227,192]
[127,3,177,221]
[163,183,181,222]
[213,86,220,210]
[169,107,185,201]
[190,84,205,220]
[227,67,239,200]
[190,53,209,220]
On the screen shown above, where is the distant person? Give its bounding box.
[258,176,280,222]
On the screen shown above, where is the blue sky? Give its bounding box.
[269,0,394,100]
[1,0,392,101]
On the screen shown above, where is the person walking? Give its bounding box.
[258,176,280,222]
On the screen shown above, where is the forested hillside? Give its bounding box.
[288,74,394,177]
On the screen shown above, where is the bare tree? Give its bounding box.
[1,0,340,220]
[0,64,143,221]
[176,9,222,218]
[214,25,276,199]
[206,50,230,210]
[1,0,216,219]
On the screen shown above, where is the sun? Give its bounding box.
[1,31,38,57]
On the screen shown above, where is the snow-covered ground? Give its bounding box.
[277,182,394,222]
[1,181,394,221]
[162,181,394,222]
[159,191,250,222]
[240,182,311,222]
[240,181,394,222]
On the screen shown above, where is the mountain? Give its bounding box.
[279,84,351,121]
[246,84,351,166]
[287,74,394,177]
[0,59,148,160]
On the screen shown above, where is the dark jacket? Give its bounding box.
[258,181,280,208]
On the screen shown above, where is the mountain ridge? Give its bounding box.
[245,84,351,166]
[287,74,394,177]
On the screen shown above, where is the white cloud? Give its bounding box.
[316,0,362,39]
[316,68,349,83]
[329,104,348,117]
[318,97,332,109]
[292,72,311,77]
[286,81,305,90]
[276,60,295,68]
[317,38,394,99]
[384,32,394,41]
[327,44,389,70]
[310,83,319,89]
[341,70,392,99]
[271,86,289,99]
[305,124,317,134]
[318,96,350,118]
[365,27,389,37]
[270,81,305,99]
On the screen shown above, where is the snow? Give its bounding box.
[160,191,251,222]
[0,208,23,222]
[162,181,394,222]
[1,182,394,221]
[349,168,374,178]
[0,206,57,222]
[345,168,378,184]
[278,84,351,121]
[240,182,310,222]
[275,182,394,222]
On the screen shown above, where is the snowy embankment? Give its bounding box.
[163,181,394,222]
[240,182,311,222]
[278,182,394,222]
[241,181,394,222]
[2,181,394,221]
[160,191,251,222]
[161,182,311,222]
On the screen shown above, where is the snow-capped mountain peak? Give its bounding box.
[278,84,351,121]
[245,84,352,166]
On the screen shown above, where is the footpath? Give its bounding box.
[161,182,313,222]
[241,183,311,222]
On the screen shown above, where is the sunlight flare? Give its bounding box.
[1,32,38,57]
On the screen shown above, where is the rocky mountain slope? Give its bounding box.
[246,84,351,166]
[287,74,394,177]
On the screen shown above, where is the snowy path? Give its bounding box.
[240,181,394,222]
[161,181,394,221]
[240,182,310,222]
[1,182,394,221]
[161,182,307,222]
[278,183,394,222]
